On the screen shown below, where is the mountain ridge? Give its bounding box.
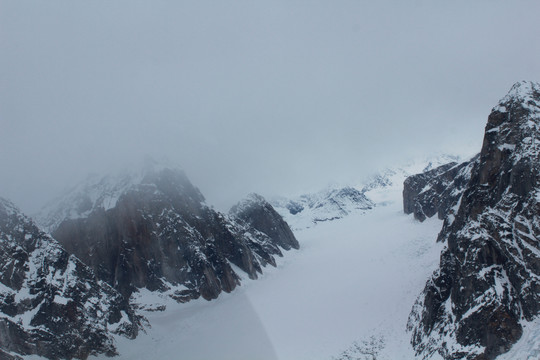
[0,197,140,359]
[406,80,540,359]
[37,166,298,305]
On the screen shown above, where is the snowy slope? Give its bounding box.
[86,168,445,360]
[271,186,374,231]
[272,153,464,231]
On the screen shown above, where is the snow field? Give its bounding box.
[92,194,444,360]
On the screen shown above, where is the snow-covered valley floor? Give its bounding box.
[89,187,445,360]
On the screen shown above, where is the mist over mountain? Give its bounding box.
[1,82,540,359]
[1,162,299,358]
[36,164,298,303]
[2,1,540,359]
[2,1,539,215]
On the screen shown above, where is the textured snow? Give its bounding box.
[52,295,69,305]
[498,143,516,151]
[272,154,465,232]
[496,81,540,111]
[497,317,540,360]
[271,186,374,231]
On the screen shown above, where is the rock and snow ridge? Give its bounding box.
[271,153,464,231]
[271,186,374,231]
[36,165,298,309]
[36,161,197,234]
[406,81,540,360]
[0,197,140,360]
[403,155,480,224]
[87,160,447,360]
[6,81,540,360]
[0,164,297,359]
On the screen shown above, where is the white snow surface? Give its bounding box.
[271,153,463,232]
[495,81,540,113]
[88,175,445,360]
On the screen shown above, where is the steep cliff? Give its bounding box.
[403,158,478,223]
[0,198,139,359]
[38,165,298,303]
[407,81,540,359]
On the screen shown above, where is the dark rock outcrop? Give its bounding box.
[403,162,456,214]
[0,197,140,360]
[403,157,479,223]
[0,348,23,360]
[230,193,299,251]
[39,166,298,303]
[407,81,540,359]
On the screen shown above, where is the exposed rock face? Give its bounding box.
[0,348,23,360]
[0,197,139,360]
[39,166,298,303]
[407,81,540,359]
[230,193,299,251]
[403,156,479,223]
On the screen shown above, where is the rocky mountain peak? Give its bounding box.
[229,193,268,215]
[271,186,374,230]
[37,164,204,234]
[230,193,299,251]
[406,82,540,359]
[478,81,540,199]
[0,197,140,359]
[494,80,540,111]
[37,166,297,304]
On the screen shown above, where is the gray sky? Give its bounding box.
[1,0,539,213]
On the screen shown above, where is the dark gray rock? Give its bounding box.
[403,159,477,222]
[407,81,540,359]
[230,193,299,251]
[0,348,23,360]
[0,197,140,360]
[41,166,298,303]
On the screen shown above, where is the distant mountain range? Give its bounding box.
[271,154,463,231]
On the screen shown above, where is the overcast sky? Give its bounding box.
[1,0,539,213]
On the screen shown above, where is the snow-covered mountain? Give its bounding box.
[272,154,464,231]
[5,81,539,360]
[37,161,196,234]
[406,81,540,359]
[271,186,374,230]
[403,156,479,223]
[36,164,298,307]
[86,157,446,360]
[0,197,140,360]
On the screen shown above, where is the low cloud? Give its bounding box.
[1,0,539,213]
